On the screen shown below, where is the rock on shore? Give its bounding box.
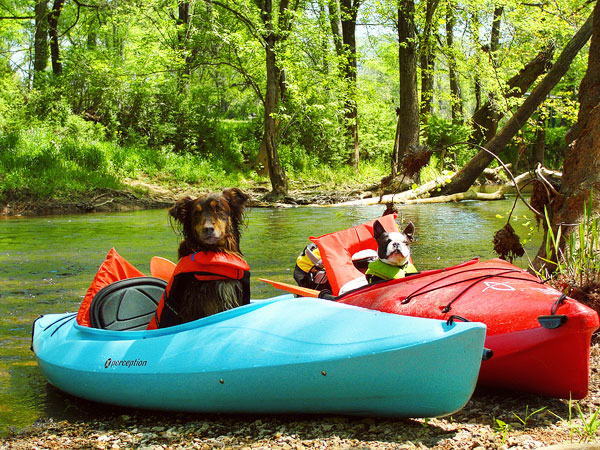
[2,345,600,450]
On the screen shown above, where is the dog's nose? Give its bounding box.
[202,218,215,233]
[394,243,409,257]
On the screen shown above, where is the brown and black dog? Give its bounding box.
[158,188,251,327]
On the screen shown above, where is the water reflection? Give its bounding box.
[0,199,542,433]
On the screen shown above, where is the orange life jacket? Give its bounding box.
[309,214,400,296]
[147,251,251,329]
[77,248,145,327]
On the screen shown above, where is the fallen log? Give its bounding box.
[320,168,562,207]
[398,190,505,204]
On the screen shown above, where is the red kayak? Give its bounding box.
[310,217,600,399]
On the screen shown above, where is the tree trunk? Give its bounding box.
[446,0,462,123]
[33,0,49,86]
[474,75,481,112]
[419,0,439,121]
[530,116,546,169]
[392,0,420,177]
[328,0,359,170]
[48,0,63,75]
[470,10,482,111]
[489,5,502,64]
[470,44,554,144]
[328,0,344,57]
[177,0,192,92]
[468,5,502,139]
[263,41,288,198]
[260,0,289,199]
[339,0,361,172]
[263,42,288,199]
[319,2,331,73]
[534,2,600,270]
[439,12,593,196]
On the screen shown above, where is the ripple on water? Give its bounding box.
[0,200,543,433]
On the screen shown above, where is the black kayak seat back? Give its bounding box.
[89,277,167,331]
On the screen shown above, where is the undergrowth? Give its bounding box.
[0,116,392,202]
[541,194,600,313]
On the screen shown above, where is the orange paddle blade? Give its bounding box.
[259,278,320,298]
[150,256,176,281]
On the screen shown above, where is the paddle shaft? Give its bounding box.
[259,278,321,298]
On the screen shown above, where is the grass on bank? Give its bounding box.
[0,119,390,203]
[0,122,251,200]
[541,194,600,313]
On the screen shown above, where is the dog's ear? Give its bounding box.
[403,222,415,242]
[373,220,385,239]
[222,188,249,220]
[169,196,194,224]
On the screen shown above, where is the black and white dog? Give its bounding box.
[366,220,416,283]
[373,220,414,266]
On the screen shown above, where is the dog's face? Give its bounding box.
[373,220,414,267]
[169,188,249,256]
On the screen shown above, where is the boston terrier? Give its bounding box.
[366,219,416,283]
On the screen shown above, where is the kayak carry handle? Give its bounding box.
[538,315,568,329]
[482,348,494,361]
[445,315,494,361]
[538,294,569,329]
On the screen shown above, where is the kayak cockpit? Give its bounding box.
[70,274,292,335]
[88,276,166,331]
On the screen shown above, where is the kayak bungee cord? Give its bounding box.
[551,294,567,315]
[399,266,547,313]
[401,267,524,304]
[31,313,77,351]
[440,271,522,313]
[46,313,77,337]
[37,312,76,331]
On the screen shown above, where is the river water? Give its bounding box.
[0,199,543,434]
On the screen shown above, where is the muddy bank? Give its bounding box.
[0,182,375,217]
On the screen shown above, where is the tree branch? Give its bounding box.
[0,15,34,20]
[204,0,264,45]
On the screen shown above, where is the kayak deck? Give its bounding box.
[33,296,486,417]
[338,259,599,399]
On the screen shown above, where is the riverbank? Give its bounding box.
[0,178,378,217]
[2,344,600,449]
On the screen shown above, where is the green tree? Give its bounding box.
[391,0,419,178]
[439,11,594,196]
[534,0,600,271]
[329,0,362,171]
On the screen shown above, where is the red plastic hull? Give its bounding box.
[338,258,599,399]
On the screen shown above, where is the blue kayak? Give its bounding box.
[32,295,486,417]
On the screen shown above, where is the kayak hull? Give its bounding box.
[33,296,486,417]
[478,321,594,398]
[338,258,599,399]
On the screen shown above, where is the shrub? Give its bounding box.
[424,115,474,169]
[543,196,600,314]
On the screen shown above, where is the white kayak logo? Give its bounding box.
[104,358,148,369]
[482,281,516,292]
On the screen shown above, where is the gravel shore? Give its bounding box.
[2,344,600,450]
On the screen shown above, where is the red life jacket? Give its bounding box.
[147,251,251,329]
[309,214,399,296]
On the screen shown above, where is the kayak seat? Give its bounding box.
[89,277,167,331]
